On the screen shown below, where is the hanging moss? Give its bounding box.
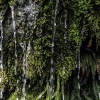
[0,0,100,99]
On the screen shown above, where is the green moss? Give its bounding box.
[8,0,18,6]
[0,0,100,99]
[0,0,5,4]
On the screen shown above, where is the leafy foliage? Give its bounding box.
[0,0,100,99]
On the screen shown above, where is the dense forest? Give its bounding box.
[0,0,100,100]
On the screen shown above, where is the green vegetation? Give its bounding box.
[0,0,100,99]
